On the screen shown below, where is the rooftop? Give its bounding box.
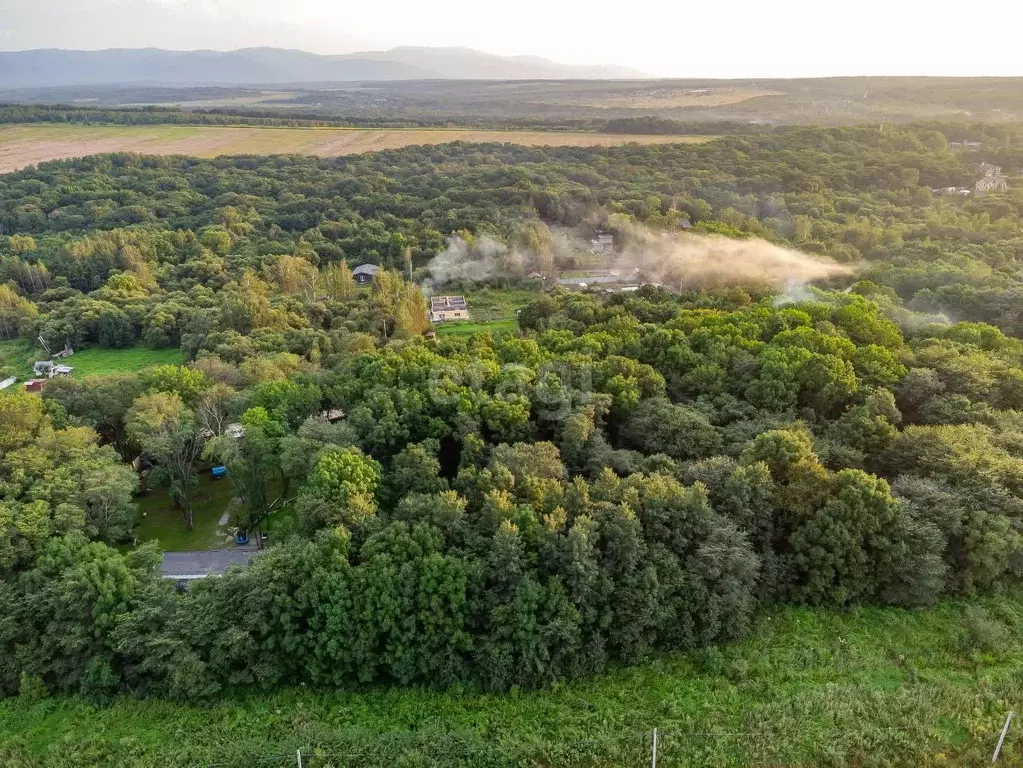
[430,295,468,310]
[352,263,380,276]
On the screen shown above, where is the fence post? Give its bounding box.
[296,747,303,768]
[993,711,1014,763]
[651,728,658,768]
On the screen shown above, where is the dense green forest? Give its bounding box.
[2,123,1023,706]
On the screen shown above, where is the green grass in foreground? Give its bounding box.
[68,347,185,378]
[132,472,236,551]
[3,595,1023,766]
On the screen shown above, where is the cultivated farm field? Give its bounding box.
[0,124,710,174]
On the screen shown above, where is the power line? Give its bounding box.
[196,719,987,767]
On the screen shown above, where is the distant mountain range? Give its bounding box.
[0,47,648,88]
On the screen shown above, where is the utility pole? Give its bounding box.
[651,728,658,768]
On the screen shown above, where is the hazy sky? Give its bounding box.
[1,0,1022,78]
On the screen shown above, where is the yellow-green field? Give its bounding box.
[0,124,712,174]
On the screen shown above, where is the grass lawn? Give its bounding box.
[436,319,519,337]
[133,472,236,551]
[69,347,185,378]
[461,286,541,318]
[0,339,35,377]
[3,594,1023,766]
[0,343,184,380]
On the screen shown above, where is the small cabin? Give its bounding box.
[352,263,380,285]
[24,379,43,392]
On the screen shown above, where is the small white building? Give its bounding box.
[0,376,17,391]
[430,296,469,323]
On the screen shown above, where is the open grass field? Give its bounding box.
[579,85,784,109]
[0,342,183,379]
[64,346,184,377]
[0,124,712,174]
[3,593,1023,766]
[436,319,519,337]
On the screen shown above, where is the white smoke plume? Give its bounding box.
[424,225,853,294]
[424,236,526,292]
[616,227,853,290]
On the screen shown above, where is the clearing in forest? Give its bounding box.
[0,124,711,174]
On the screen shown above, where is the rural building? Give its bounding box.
[0,376,16,391]
[430,295,469,322]
[589,232,615,256]
[932,186,972,196]
[320,408,345,422]
[352,263,380,285]
[976,163,1008,193]
[24,379,43,392]
[32,360,73,378]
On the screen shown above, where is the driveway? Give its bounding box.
[162,549,261,580]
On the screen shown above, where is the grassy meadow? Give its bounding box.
[0,123,711,174]
[2,594,1023,766]
[0,341,183,380]
[436,319,519,337]
[64,346,184,377]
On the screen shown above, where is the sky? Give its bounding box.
[1,0,1022,78]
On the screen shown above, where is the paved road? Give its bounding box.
[162,549,260,579]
